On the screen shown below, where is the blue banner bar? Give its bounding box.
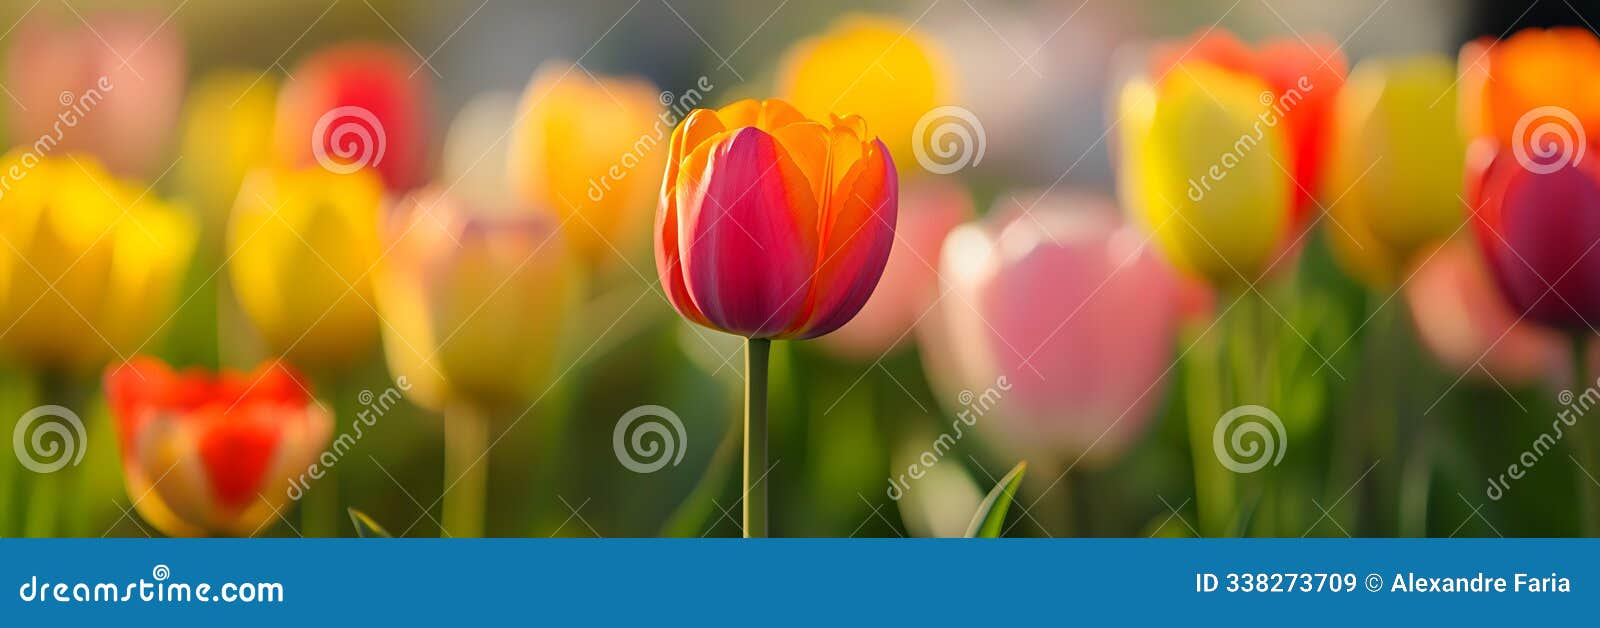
[2,539,1593,624]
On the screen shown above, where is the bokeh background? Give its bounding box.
[1,0,1596,538]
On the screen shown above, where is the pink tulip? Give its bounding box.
[918,193,1180,463]
[819,180,972,360]
[5,10,186,177]
[1406,238,1564,385]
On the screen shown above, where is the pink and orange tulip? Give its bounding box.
[655,98,898,340]
[105,357,332,537]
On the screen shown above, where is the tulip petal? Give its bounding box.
[788,138,897,338]
[656,109,729,328]
[1484,27,1600,147]
[1257,36,1345,221]
[1473,149,1600,329]
[768,121,832,212]
[716,98,808,131]
[677,127,819,337]
[196,406,282,512]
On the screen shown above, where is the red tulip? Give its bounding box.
[105,357,331,537]
[655,98,898,339]
[274,43,431,192]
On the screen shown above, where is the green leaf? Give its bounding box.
[964,461,1027,538]
[348,508,393,538]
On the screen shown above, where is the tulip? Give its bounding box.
[509,62,665,264]
[917,194,1179,464]
[374,187,578,536]
[779,15,953,171]
[1406,239,1563,385]
[227,168,384,373]
[376,187,578,412]
[1460,28,1600,331]
[104,356,331,537]
[1326,55,1465,287]
[655,98,898,536]
[0,153,195,374]
[178,71,279,230]
[4,10,186,178]
[818,179,971,360]
[1116,30,1345,287]
[273,44,431,192]
[1461,26,1600,533]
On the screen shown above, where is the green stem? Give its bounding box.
[443,403,490,538]
[23,373,82,537]
[300,381,352,537]
[744,338,770,538]
[1185,324,1232,537]
[1571,333,1599,536]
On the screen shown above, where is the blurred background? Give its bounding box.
[0,0,1596,539]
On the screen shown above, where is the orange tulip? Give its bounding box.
[655,98,898,339]
[105,357,331,537]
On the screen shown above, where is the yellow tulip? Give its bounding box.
[778,14,952,170]
[1118,65,1291,286]
[0,153,195,373]
[1326,55,1464,287]
[508,61,664,264]
[375,188,579,412]
[1116,31,1347,288]
[177,70,278,230]
[227,168,382,373]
